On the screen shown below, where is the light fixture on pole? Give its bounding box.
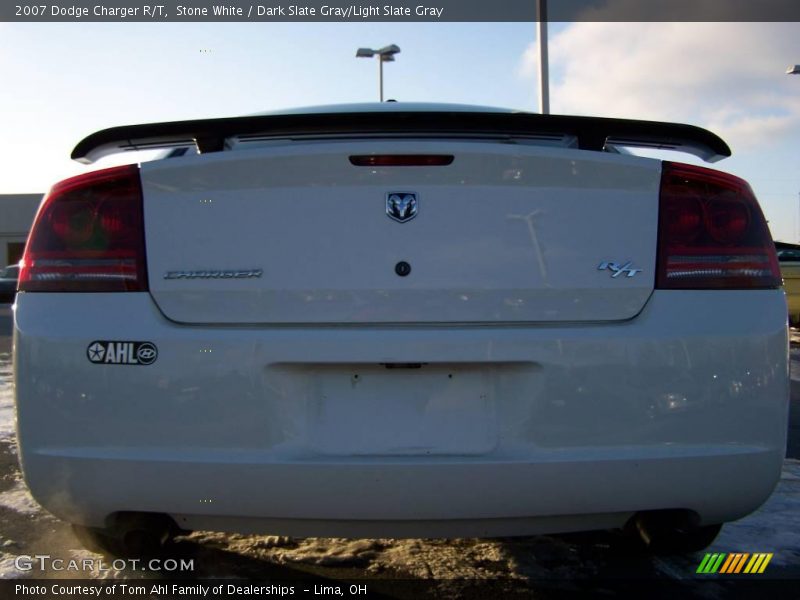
[356,44,401,102]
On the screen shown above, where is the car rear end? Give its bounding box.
[776,247,800,325]
[13,106,789,544]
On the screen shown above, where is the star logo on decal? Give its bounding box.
[87,342,106,362]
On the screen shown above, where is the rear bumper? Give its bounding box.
[13,290,789,536]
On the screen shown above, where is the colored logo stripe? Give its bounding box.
[724,553,750,574]
[744,553,773,574]
[697,553,773,574]
[697,553,726,574]
[718,553,735,573]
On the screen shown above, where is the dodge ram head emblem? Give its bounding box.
[386,192,418,223]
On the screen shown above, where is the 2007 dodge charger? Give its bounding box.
[13,103,789,556]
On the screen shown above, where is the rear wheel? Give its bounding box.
[71,513,181,557]
[628,512,722,555]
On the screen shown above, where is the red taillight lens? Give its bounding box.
[656,162,780,290]
[19,164,148,292]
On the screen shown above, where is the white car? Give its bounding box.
[13,103,789,556]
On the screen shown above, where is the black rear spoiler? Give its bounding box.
[71,111,731,164]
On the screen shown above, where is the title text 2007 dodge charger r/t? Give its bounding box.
[13,104,789,556]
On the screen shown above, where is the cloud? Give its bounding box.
[519,23,800,152]
[518,39,540,79]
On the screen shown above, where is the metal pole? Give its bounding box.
[379,58,384,102]
[787,67,799,240]
[537,0,550,114]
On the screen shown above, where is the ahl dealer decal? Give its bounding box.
[87,341,158,366]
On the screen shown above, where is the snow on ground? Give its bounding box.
[0,553,23,579]
[188,532,524,580]
[0,477,41,516]
[0,344,15,444]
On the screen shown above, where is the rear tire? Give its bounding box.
[628,512,722,555]
[71,514,180,557]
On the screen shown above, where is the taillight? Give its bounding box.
[656,162,780,290]
[349,155,454,166]
[18,164,148,292]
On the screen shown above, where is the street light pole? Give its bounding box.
[537,0,550,114]
[786,65,800,241]
[356,45,401,102]
[789,65,799,240]
[379,57,384,102]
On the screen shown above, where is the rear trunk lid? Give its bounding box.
[142,140,660,324]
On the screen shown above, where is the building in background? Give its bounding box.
[0,194,41,269]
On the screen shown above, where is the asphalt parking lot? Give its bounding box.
[0,304,797,598]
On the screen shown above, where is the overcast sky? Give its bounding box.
[1,21,798,241]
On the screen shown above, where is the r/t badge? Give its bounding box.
[598,261,643,278]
